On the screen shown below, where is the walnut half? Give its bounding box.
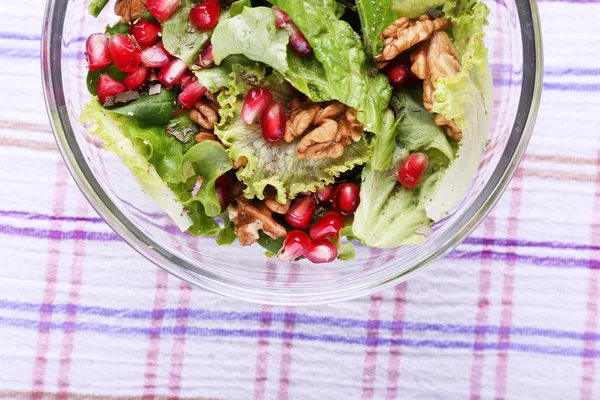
[228,197,287,246]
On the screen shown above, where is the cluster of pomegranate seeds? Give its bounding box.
[241,88,273,124]
[285,197,316,229]
[97,74,126,102]
[86,34,112,72]
[197,43,215,68]
[383,56,417,91]
[108,34,141,73]
[272,6,313,57]
[332,183,360,217]
[129,20,162,47]
[397,153,429,189]
[260,102,288,142]
[190,0,221,29]
[148,0,181,21]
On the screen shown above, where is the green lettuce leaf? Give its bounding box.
[106,90,177,126]
[212,7,290,72]
[370,108,399,171]
[268,0,391,134]
[194,55,255,93]
[81,101,193,231]
[355,0,397,57]
[426,0,492,221]
[89,0,109,17]
[392,0,446,18]
[162,0,212,65]
[181,142,233,218]
[216,64,370,203]
[230,0,251,16]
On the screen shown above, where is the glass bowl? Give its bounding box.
[41,0,543,305]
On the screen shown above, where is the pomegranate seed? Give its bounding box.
[260,102,287,143]
[147,0,181,21]
[314,184,335,206]
[156,42,175,60]
[398,153,429,189]
[129,20,162,47]
[286,24,312,57]
[241,88,273,124]
[278,230,312,262]
[332,183,360,217]
[96,73,126,103]
[305,239,338,264]
[158,59,188,88]
[190,0,221,30]
[179,79,207,108]
[179,70,195,88]
[86,33,112,72]
[140,46,170,68]
[272,6,291,29]
[285,197,316,229]
[383,56,417,91]
[122,66,149,91]
[309,212,344,240]
[197,43,214,68]
[215,174,231,213]
[108,34,141,73]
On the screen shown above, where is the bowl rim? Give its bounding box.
[41,0,543,305]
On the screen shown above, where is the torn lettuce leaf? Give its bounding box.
[230,0,252,16]
[215,63,370,203]
[88,0,110,17]
[81,101,193,231]
[162,0,213,65]
[426,0,492,221]
[392,0,446,18]
[212,7,290,72]
[105,90,177,126]
[194,55,255,93]
[355,0,397,57]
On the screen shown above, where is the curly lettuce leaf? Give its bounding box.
[162,0,213,65]
[426,0,492,221]
[194,55,255,93]
[370,108,399,171]
[216,64,370,203]
[392,0,446,18]
[355,0,397,57]
[212,7,290,72]
[81,101,193,231]
[181,142,233,218]
[268,0,391,134]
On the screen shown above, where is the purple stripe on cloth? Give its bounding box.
[0,210,104,224]
[0,224,120,242]
[463,237,600,251]
[1,300,599,342]
[0,315,598,359]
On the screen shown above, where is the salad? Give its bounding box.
[83,0,492,263]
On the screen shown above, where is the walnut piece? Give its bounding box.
[229,197,287,246]
[190,100,219,130]
[284,104,320,142]
[376,14,451,64]
[114,0,147,23]
[233,156,248,170]
[195,130,219,143]
[265,199,291,214]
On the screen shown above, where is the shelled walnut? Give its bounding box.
[228,196,287,246]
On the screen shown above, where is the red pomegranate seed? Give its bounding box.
[309,212,344,240]
[190,0,221,30]
[286,24,312,57]
[197,43,214,68]
[108,34,141,73]
[260,102,287,143]
[147,0,181,21]
[314,184,335,206]
[383,56,417,91]
[156,42,175,60]
[285,197,316,229]
[86,33,112,72]
[179,79,207,108]
[278,230,312,262]
[122,66,149,91]
[179,70,195,88]
[241,88,273,124]
[158,59,188,88]
[140,46,170,68]
[398,153,429,189]
[215,174,231,213]
[332,183,360,217]
[305,239,338,264]
[272,6,291,29]
[96,73,126,103]
[129,20,162,47]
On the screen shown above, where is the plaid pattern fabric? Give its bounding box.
[1,0,599,399]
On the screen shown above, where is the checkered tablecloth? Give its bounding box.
[1,0,599,399]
